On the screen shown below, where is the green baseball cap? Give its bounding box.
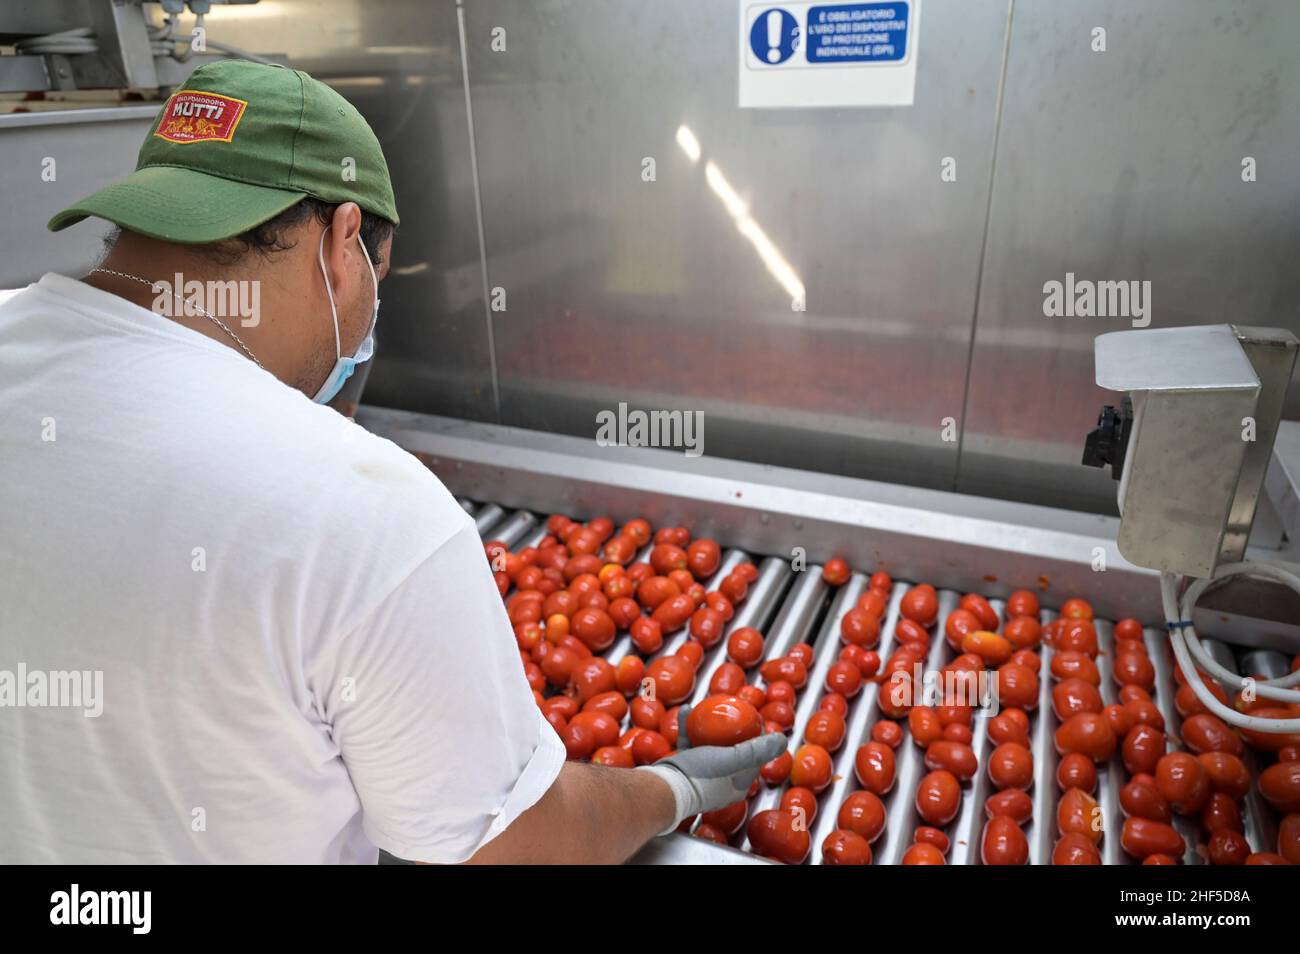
[48,59,398,243]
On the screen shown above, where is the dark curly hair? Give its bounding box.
[105,197,395,267]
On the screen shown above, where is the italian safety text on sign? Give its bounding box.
[739,1,920,108]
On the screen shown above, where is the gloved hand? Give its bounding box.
[636,705,788,835]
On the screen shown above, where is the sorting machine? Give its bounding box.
[357,323,1300,865]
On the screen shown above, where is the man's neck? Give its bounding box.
[83,231,315,393]
[87,243,250,352]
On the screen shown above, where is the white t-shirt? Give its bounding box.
[0,273,564,864]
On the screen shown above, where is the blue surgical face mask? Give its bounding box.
[312,225,379,404]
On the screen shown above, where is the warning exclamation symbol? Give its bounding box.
[766,10,783,62]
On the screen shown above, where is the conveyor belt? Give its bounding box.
[459,498,1293,865]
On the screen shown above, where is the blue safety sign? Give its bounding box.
[739,0,920,108]
[748,7,801,65]
[805,3,910,64]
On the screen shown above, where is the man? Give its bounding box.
[0,61,780,864]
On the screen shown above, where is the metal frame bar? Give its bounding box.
[357,406,1299,647]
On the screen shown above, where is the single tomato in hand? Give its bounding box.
[684,695,763,747]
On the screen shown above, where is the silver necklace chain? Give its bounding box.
[90,267,265,370]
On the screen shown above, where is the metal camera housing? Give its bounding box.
[1086,324,1298,579]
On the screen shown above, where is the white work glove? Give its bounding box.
[636,705,788,835]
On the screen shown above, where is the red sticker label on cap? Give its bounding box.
[154,90,247,144]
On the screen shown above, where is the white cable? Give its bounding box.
[1169,633,1300,732]
[1181,570,1300,699]
[1176,563,1300,696]
[15,24,171,56]
[1161,568,1300,733]
[15,27,99,55]
[171,13,202,63]
[14,14,276,67]
[149,20,178,57]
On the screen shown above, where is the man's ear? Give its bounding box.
[322,202,363,297]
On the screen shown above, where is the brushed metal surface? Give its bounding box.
[1266,421,1300,544]
[284,0,499,423]
[1222,328,1300,563]
[0,109,157,288]
[1117,388,1257,577]
[360,406,1300,640]
[0,0,499,421]
[7,0,1300,519]
[961,0,1300,514]
[460,0,1011,493]
[360,407,1160,615]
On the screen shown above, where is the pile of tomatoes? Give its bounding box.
[1111,631,1300,865]
[716,579,889,865]
[488,515,1300,865]
[902,585,1044,864]
[750,569,895,865]
[1041,603,1300,865]
[492,514,761,769]
[1039,599,1125,864]
[698,637,824,864]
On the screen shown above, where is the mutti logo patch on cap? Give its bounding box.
[154,89,247,144]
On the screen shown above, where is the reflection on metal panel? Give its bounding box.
[961,0,1300,513]
[0,0,497,423]
[7,0,1297,517]
[159,0,499,422]
[273,0,498,423]
[0,109,157,288]
[462,0,1011,492]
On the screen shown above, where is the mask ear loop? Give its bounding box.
[356,231,380,342]
[317,225,341,360]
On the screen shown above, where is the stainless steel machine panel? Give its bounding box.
[0,108,157,288]
[960,0,1300,514]
[207,0,501,423]
[460,0,1013,493]
[5,0,1299,516]
[0,0,500,423]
